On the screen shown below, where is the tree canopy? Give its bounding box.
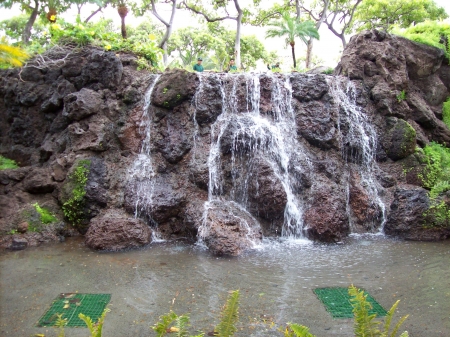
[353,0,448,32]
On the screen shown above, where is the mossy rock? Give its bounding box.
[384,117,417,160]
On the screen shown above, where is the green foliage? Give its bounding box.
[152,311,178,337]
[396,90,406,102]
[394,21,450,60]
[349,285,381,336]
[62,159,90,226]
[0,155,19,170]
[55,314,67,337]
[215,290,240,337]
[78,308,110,337]
[353,0,448,32]
[443,97,450,129]
[33,203,58,224]
[284,323,316,337]
[419,142,450,226]
[349,285,408,337]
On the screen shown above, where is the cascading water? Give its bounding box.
[128,75,162,240]
[197,73,310,243]
[331,76,386,231]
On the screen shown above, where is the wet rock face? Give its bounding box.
[202,201,262,256]
[2,32,450,253]
[85,215,152,251]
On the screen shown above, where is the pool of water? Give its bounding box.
[1,235,449,337]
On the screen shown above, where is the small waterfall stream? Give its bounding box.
[331,77,386,231]
[127,75,162,240]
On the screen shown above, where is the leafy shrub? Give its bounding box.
[62,159,90,226]
[47,16,162,68]
[79,308,110,337]
[394,21,450,60]
[0,155,18,170]
[419,142,450,227]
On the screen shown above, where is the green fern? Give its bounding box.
[55,314,67,337]
[214,290,240,337]
[380,300,409,337]
[349,285,409,337]
[349,285,381,337]
[78,308,110,337]
[289,323,316,337]
[152,311,178,337]
[175,315,190,337]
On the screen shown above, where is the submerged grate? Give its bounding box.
[313,287,387,319]
[37,293,111,327]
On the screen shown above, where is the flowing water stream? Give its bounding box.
[0,237,449,337]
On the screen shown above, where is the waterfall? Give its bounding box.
[198,73,309,242]
[331,76,386,231]
[127,75,163,240]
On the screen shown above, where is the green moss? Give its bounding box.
[62,160,91,226]
[0,155,18,170]
[443,97,450,129]
[33,203,58,224]
[420,142,450,228]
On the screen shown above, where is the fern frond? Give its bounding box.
[349,285,380,337]
[175,315,190,337]
[398,332,409,337]
[152,311,178,337]
[78,313,95,335]
[381,300,400,336]
[389,314,409,337]
[215,290,240,337]
[289,323,316,337]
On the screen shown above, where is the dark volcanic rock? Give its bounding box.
[151,69,198,109]
[85,213,151,251]
[202,201,262,256]
[384,187,441,240]
[2,35,450,253]
[63,88,104,121]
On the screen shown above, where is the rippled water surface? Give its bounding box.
[1,236,449,337]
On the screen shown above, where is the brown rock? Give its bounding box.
[85,214,152,251]
[23,168,56,194]
[17,222,28,233]
[202,201,262,256]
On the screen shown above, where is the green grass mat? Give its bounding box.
[314,287,387,319]
[37,293,111,327]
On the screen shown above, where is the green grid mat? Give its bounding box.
[314,287,387,319]
[37,293,111,327]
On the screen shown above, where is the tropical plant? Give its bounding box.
[33,203,58,224]
[111,0,129,39]
[215,290,240,337]
[78,308,110,337]
[0,155,19,169]
[349,285,409,337]
[265,12,319,68]
[0,38,29,68]
[443,97,450,129]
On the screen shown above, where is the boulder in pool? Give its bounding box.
[85,212,151,251]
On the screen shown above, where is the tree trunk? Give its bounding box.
[291,42,296,69]
[154,0,177,66]
[234,0,243,68]
[22,0,39,45]
[306,39,313,69]
[121,16,127,39]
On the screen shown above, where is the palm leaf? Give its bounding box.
[214,290,240,337]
